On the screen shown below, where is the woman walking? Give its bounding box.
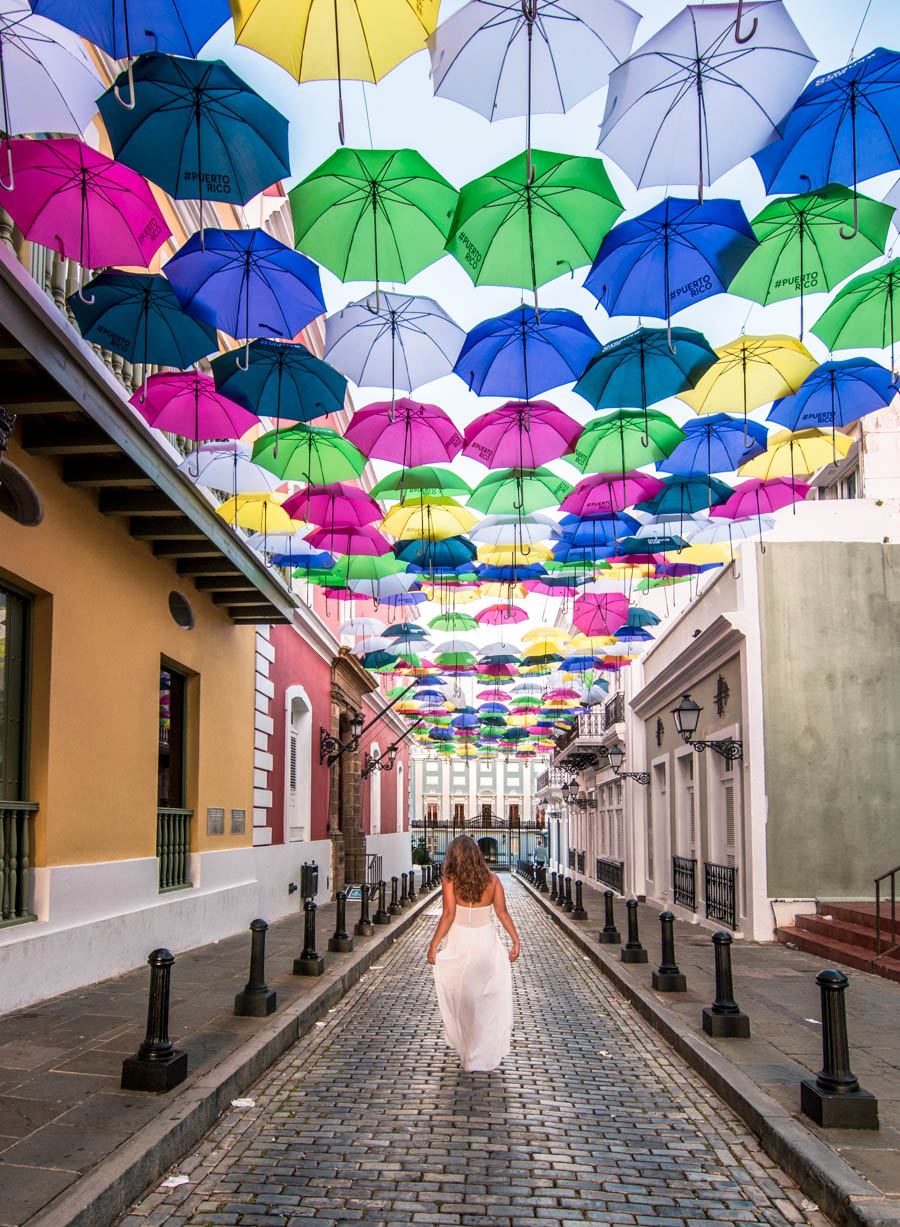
[427,836,520,1072]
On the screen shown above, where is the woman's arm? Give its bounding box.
[427,876,457,964]
[492,876,520,962]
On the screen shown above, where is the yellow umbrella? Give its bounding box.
[381,497,477,540]
[478,582,528,599]
[664,543,731,566]
[521,626,570,644]
[739,427,853,479]
[476,542,554,565]
[568,633,617,651]
[216,494,296,533]
[231,0,440,141]
[678,335,818,431]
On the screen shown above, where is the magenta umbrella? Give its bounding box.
[475,603,528,625]
[131,372,258,440]
[3,138,170,282]
[462,400,582,468]
[283,482,382,527]
[523,578,578,597]
[709,477,810,519]
[561,471,666,516]
[343,398,463,466]
[572,592,630,636]
[304,523,392,556]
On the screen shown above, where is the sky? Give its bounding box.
[198,0,900,662]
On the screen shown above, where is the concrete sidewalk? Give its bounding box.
[0,882,436,1227]
[521,873,900,1226]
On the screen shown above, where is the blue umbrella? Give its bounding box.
[164,229,325,361]
[382,622,430,639]
[636,474,734,518]
[585,197,757,345]
[395,536,478,569]
[754,48,900,237]
[768,358,896,432]
[476,562,547,581]
[211,339,346,437]
[656,414,768,476]
[619,607,660,627]
[557,511,640,537]
[618,532,686,555]
[29,1,229,67]
[67,271,217,369]
[574,326,718,441]
[98,52,290,230]
[453,305,598,399]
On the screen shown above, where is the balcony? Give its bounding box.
[0,802,38,927]
[535,765,570,793]
[157,808,194,892]
[552,695,626,772]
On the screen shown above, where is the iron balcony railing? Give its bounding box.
[605,692,626,727]
[1,802,38,927]
[576,850,586,873]
[554,697,626,753]
[157,808,193,892]
[536,765,569,792]
[875,863,899,957]
[672,856,697,911]
[567,848,575,869]
[704,862,737,930]
[595,856,624,895]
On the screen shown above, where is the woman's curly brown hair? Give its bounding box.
[443,835,492,903]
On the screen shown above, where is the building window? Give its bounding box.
[396,761,405,832]
[481,802,492,825]
[453,801,466,824]
[508,802,520,827]
[425,801,439,824]
[158,665,187,808]
[0,582,30,799]
[285,686,312,843]
[369,743,382,836]
[676,752,696,859]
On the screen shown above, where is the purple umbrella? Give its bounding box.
[131,372,259,440]
[305,524,393,556]
[282,482,383,528]
[462,400,582,468]
[343,398,463,466]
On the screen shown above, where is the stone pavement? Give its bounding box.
[121,879,833,1227]
[0,885,433,1227]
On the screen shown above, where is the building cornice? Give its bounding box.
[630,615,746,719]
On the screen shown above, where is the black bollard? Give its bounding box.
[234,919,277,1016]
[373,879,391,924]
[801,970,878,1128]
[399,872,409,906]
[388,875,402,915]
[538,865,548,893]
[702,931,750,1036]
[293,899,325,975]
[563,877,574,913]
[355,881,375,936]
[621,899,649,963]
[328,890,355,953]
[407,868,417,901]
[572,881,588,920]
[549,871,558,901]
[652,912,687,992]
[598,890,621,944]
[121,949,188,1092]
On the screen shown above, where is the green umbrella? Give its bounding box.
[330,555,408,580]
[729,184,893,337]
[572,409,685,475]
[290,148,458,291]
[370,464,472,500]
[445,149,622,308]
[252,422,366,483]
[467,466,573,513]
[812,257,900,373]
[429,612,479,630]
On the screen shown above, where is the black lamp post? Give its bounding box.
[607,745,650,786]
[320,709,365,765]
[671,694,743,767]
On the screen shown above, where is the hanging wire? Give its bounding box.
[849,0,873,61]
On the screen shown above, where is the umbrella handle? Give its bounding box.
[236,339,251,371]
[839,192,859,241]
[77,281,95,306]
[0,140,13,192]
[734,1,758,42]
[114,57,137,110]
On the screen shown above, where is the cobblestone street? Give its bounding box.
[122,880,832,1227]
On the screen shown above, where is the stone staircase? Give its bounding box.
[777,901,900,983]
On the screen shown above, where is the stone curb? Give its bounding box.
[29,890,437,1227]
[518,875,900,1227]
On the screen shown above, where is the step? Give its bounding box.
[777,926,900,984]
[796,912,882,953]
[817,900,895,934]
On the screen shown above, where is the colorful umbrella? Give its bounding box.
[476,604,528,625]
[344,398,463,466]
[305,524,392,556]
[211,340,347,438]
[709,476,810,520]
[462,401,581,468]
[768,359,897,438]
[381,498,478,541]
[453,305,599,398]
[572,409,685,475]
[251,422,366,483]
[811,260,900,373]
[561,471,665,516]
[216,493,295,533]
[572,591,629,637]
[30,0,228,59]
[176,441,281,496]
[282,483,382,527]
[370,465,472,501]
[738,428,853,480]
[131,372,258,440]
[656,414,768,476]
[467,467,573,513]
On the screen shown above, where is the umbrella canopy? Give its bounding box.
[176,441,281,495]
[573,408,685,474]
[446,149,622,302]
[131,372,258,440]
[251,422,366,483]
[305,523,392,556]
[216,493,295,533]
[98,52,290,219]
[729,184,893,335]
[476,604,528,625]
[381,497,478,540]
[344,398,463,466]
[709,476,810,519]
[677,335,819,428]
[396,536,477,570]
[1,137,170,268]
[636,474,734,517]
[738,428,853,479]
[585,196,757,336]
[30,0,229,59]
[290,148,457,286]
[598,1,814,198]
[282,483,382,527]
[68,272,217,369]
[572,591,629,636]
[164,228,325,347]
[462,400,581,468]
[811,259,900,371]
[453,305,599,399]
[340,617,387,636]
[467,466,573,513]
[211,340,347,435]
[470,512,557,546]
[657,414,768,475]
[324,292,465,392]
[561,471,665,515]
[370,465,472,501]
[768,358,897,433]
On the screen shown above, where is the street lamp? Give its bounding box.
[606,744,650,786]
[361,719,423,778]
[671,693,743,767]
[319,709,365,765]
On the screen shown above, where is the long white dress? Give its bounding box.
[433,901,513,1072]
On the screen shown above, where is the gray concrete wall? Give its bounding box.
[758,542,900,900]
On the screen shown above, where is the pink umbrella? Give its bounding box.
[709,476,811,519]
[543,688,580,700]
[3,138,170,281]
[476,688,513,699]
[475,603,528,625]
[478,662,519,677]
[304,524,392,556]
[343,398,463,466]
[523,578,578,597]
[131,372,258,439]
[572,592,630,637]
[283,482,382,527]
[462,400,582,468]
[561,471,666,516]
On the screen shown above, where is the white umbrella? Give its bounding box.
[347,574,422,599]
[339,617,387,636]
[434,637,480,654]
[470,512,557,545]
[352,636,396,655]
[687,514,775,544]
[598,1,815,199]
[177,443,282,497]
